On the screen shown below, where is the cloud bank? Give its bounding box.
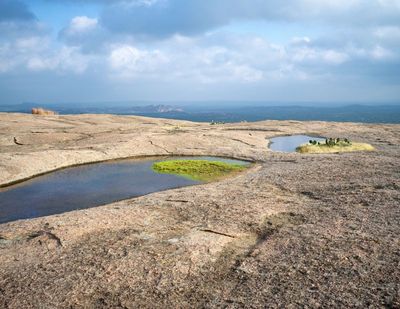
[0,0,399,103]
[99,0,400,38]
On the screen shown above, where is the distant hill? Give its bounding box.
[0,103,184,115]
[0,102,399,124]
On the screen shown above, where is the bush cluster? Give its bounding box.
[31,108,58,116]
[308,138,352,147]
[210,121,226,125]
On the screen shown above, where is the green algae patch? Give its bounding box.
[152,160,247,182]
[296,142,375,154]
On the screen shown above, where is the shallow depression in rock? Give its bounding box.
[0,156,249,224]
[269,135,325,153]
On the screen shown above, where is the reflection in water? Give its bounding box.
[269,135,325,153]
[0,156,248,224]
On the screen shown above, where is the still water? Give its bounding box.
[0,156,248,224]
[269,135,325,153]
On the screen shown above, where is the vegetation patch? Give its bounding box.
[210,121,226,125]
[296,138,375,154]
[152,160,247,182]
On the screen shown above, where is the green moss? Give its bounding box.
[296,141,375,154]
[152,160,247,182]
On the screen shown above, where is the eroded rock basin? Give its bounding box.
[269,135,325,152]
[0,156,248,224]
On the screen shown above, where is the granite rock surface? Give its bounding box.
[0,113,399,308]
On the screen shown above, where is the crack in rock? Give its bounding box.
[27,230,63,247]
[199,229,236,238]
[230,138,257,147]
[149,140,172,154]
[13,137,24,145]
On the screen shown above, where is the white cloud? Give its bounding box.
[27,47,91,74]
[374,26,400,43]
[107,39,267,83]
[15,36,49,52]
[290,37,311,45]
[67,16,98,34]
[227,64,264,82]
[292,47,349,65]
[370,45,394,60]
[1,1,399,103]
[322,50,349,64]
[109,44,169,78]
[0,34,51,72]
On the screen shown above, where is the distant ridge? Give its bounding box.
[0,103,183,115]
[0,102,399,124]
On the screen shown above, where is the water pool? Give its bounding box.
[0,156,248,224]
[269,135,325,153]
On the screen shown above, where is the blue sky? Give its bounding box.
[0,0,399,105]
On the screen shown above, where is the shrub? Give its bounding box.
[31,108,58,116]
[297,137,373,154]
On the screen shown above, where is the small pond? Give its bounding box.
[269,135,325,153]
[0,156,248,224]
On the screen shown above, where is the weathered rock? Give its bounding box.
[0,113,399,308]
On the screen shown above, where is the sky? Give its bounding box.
[0,0,399,105]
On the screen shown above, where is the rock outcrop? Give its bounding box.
[0,113,399,308]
